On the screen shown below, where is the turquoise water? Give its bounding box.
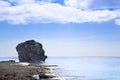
[0,57,120,80]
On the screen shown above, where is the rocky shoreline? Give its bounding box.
[0,40,63,80]
[0,61,61,80]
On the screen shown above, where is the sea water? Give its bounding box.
[0,56,120,80]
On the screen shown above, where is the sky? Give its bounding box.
[0,0,120,57]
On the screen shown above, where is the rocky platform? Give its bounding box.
[0,61,61,80]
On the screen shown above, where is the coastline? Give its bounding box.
[0,61,61,80]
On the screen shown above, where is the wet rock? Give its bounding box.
[39,73,56,79]
[9,60,15,62]
[16,40,47,62]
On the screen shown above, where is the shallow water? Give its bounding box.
[1,56,120,80]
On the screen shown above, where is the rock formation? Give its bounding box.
[16,40,47,62]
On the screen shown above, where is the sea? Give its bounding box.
[0,56,120,80]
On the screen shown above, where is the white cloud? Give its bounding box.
[8,0,35,5]
[90,0,120,9]
[8,0,52,5]
[0,1,10,7]
[0,0,120,25]
[64,0,120,10]
[64,0,92,9]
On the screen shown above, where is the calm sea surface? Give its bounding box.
[0,56,120,80]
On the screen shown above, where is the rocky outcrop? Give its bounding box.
[16,40,47,62]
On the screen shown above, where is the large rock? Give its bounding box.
[16,40,47,62]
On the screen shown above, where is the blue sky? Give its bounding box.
[0,0,120,57]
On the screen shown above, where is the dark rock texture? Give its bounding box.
[16,40,47,62]
[0,62,59,80]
